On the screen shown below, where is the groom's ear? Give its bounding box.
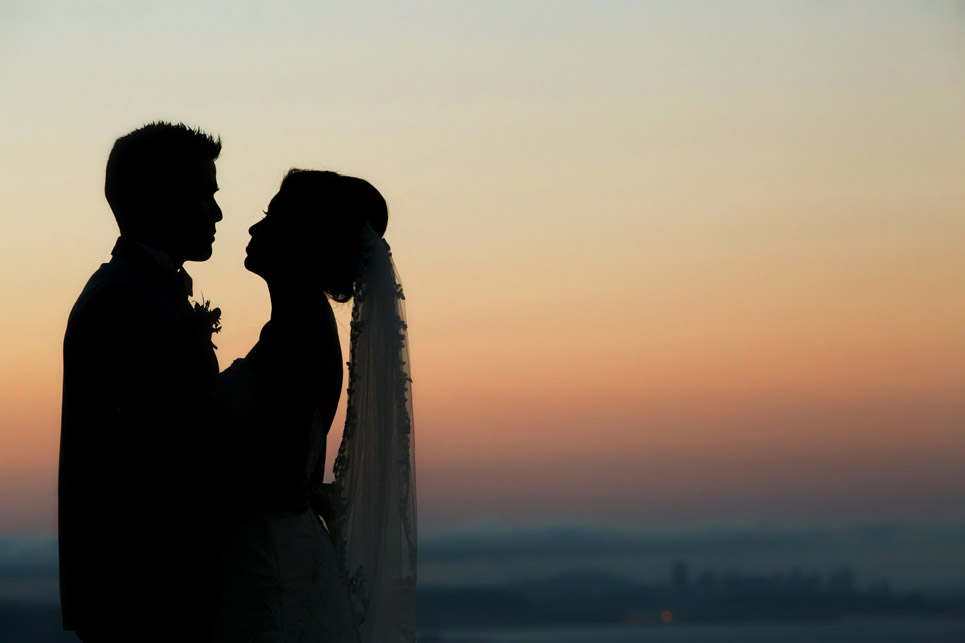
[108,195,150,239]
[106,171,157,238]
[109,200,140,238]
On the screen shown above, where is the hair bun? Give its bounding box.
[339,175,388,238]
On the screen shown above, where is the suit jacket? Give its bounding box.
[59,237,224,640]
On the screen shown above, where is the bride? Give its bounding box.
[213,170,417,642]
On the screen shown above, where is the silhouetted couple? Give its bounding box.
[59,122,417,642]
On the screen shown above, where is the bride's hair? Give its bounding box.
[278,169,388,302]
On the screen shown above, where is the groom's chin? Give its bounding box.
[188,245,214,262]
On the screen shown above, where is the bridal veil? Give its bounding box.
[332,226,417,643]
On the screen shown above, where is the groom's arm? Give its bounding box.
[61,282,221,633]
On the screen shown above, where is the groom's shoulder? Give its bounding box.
[71,261,136,311]
[67,259,167,334]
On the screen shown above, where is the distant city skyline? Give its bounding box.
[4,521,965,606]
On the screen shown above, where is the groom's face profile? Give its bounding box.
[158,159,222,262]
[130,158,222,263]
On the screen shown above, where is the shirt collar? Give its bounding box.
[134,241,181,274]
[121,238,193,297]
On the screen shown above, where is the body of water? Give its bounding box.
[422,617,965,643]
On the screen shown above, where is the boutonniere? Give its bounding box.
[192,298,222,349]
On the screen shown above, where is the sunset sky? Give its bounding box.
[1,1,963,539]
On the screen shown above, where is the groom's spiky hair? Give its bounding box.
[105,121,221,230]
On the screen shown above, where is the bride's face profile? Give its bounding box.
[245,184,340,286]
[245,191,299,279]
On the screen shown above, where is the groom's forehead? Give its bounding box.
[175,159,218,190]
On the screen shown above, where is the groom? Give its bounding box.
[60,122,229,642]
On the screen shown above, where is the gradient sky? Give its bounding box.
[1,1,963,533]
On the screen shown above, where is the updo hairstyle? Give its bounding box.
[277,169,388,302]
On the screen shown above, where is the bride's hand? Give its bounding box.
[310,481,340,544]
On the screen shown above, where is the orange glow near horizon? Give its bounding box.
[2,2,964,532]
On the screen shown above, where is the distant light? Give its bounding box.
[661,610,673,624]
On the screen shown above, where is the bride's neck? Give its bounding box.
[267,280,330,325]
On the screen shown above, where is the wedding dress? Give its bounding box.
[212,228,415,643]
[212,364,360,643]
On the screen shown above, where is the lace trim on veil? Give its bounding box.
[332,228,417,643]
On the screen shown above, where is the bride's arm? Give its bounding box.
[214,281,334,508]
